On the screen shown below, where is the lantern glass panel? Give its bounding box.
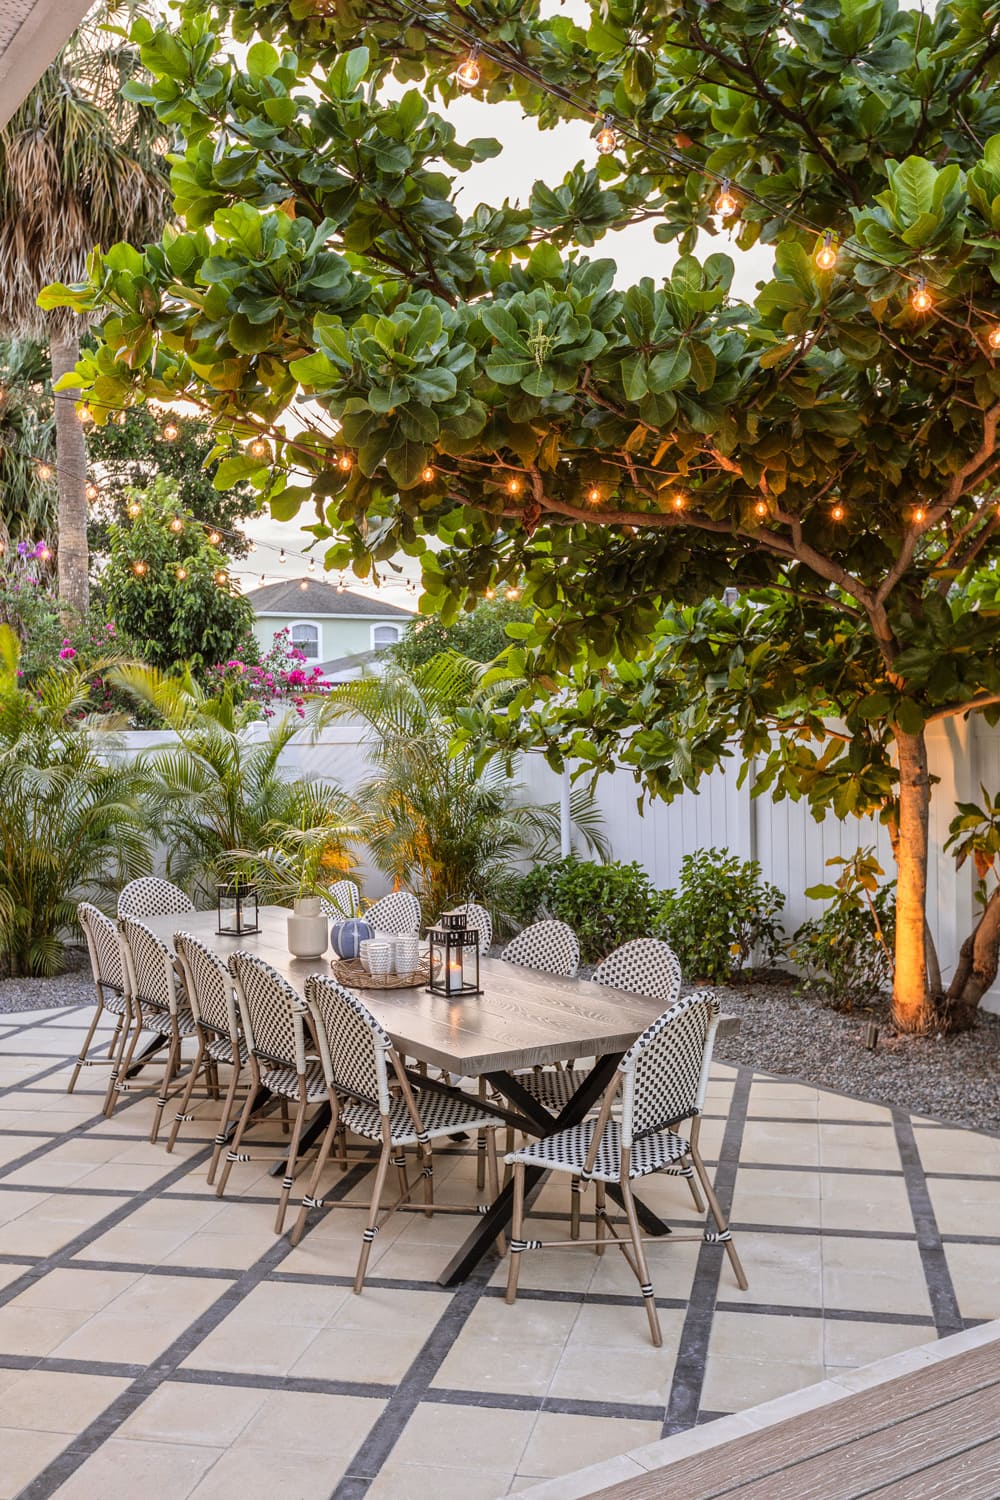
[217,881,259,936]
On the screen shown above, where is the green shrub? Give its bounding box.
[511,857,659,964]
[653,848,785,982]
[792,848,895,1005]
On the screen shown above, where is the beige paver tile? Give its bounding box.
[700,1353,828,1412]
[118,1383,267,1447]
[914,1127,1000,1174]
[821,1235,932,1315]
[391,1402,536,1471]
[818,1124,901,1171]
[51,1436,222,1500]
[507,1456,647,1498]
[740,1122,820,1167]
[0,1426,71,1499]
[565,1301,685,1356]
[822,1317,934,1369]
[943,1242,1000,1320]
[721,1230,823,1308]
[519,1412,662,1479]
[186,1445,356,1500]
[290,1324,425,1385]
[0,1304,93,1356]
[367,1463,515,1499]
[432,1332,562,1396]
[180,1313,321,1377]
[0,1370,128,1433]
[548,1343,676,1405]
[238,1390,384,1453]
[926,1174,1000,1235]
[222,1279,349,1328]
[708,1310,824,1364]
[462,1293,579,1347]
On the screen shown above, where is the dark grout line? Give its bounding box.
[172,1366,396,1400]
[661,1063,754,1439]
[892,1111,964,1338]
[422,1386,665,1422]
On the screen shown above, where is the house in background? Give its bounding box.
[245,578,414,679]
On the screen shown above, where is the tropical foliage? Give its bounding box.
[315,655,606,926]
[0,625,151,975]
[511,857,658,965]
[792,849,896,1006]
[391,597,531,671]
[653,849,786,984]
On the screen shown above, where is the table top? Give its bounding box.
[142,907,738,1077]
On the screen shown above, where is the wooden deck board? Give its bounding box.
[588,1343,1000,1500]
[871,1432,1000,1499]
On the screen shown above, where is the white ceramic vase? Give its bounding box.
[287,897,328,959]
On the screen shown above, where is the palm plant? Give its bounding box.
[112,664,358,900]
[0,624,151,975]
[313,654,607,929]
[0,6,171,616]
[0,338,57,551]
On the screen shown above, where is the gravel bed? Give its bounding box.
[0,948,92,1015]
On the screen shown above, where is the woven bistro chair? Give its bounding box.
[75,903,133,1113]
[364,889,421,935]
[219,952,332,1232]
[291,973,508,1291]
[500,919,579,977]
[504,989,748,1346]
[118,877,195,920]
[321,879,362,921]
[433,900,493,953]
[169,933,248,1182]
[116,917,200,1141]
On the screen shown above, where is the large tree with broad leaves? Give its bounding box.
[43,0,1000,1032]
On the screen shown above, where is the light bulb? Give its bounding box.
[208,530,222,545]
[215,569,228,586]
[831,503,845,521]
[337,452,354,472]
[505,586,520,601]
[816,233,837,271]
[248,540,257,553]
[715,178,738,217]
[37,462,53,481]
[161,421,179,442]
[911,278,932,313]
[308,556,316,573]
[587,485,601,505]
[336,577,345,592]
[299,578,309,591]
[259,572,266,587]
[247,437,270,459]
[671,492,686,511]
[85,483,99,502]
[78,404,92,425]
[455,45,481,90]
[988,325,1000,351]
[754,500,768,518]
[485,587,495,600]
[279,548,287,565]
[913,506,926,525]
[506,477,522,495]
[176,566,188,581]
[595,114,617,155]
[127,501,142,518]
[421,466,434,482]
[133,560,147,577]
[169,516,184,533]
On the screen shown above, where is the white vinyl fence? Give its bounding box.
[116,711,1000,1011]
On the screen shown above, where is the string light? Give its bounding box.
[77,404,92,425]
[485,587,495,600]
[754,500,768,518]
[336,452,354,472]
[671,492,686,512]
[506,477,522,495]
[421,466,434,482]
[127,501,142,518]
[247,436,270,459]
[169,516,184,533]
[911,278,933,313]
[299,578,309,591]
[455,42,481,89]
[308,556,316,573]
[336,576,345,592]
[176,566,188,581]
[505,585,520,600]
[595,114,617,155]
[831,502,845,522]
[586,485,601,505]
[214,569,228,586]
[208,530,222,545]
[161,421,180,442]
[259,572,267,586]
[85,482,99,502]
[816,233,838,271]
[36,462,53,481]
[913,505,927,525]
[715,178,738,217]
[248,540,257,553]
[279,548,287,565]
[132,560,147,577]
[988,326,1000,351]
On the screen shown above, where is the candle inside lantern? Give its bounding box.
[446,950,464,994]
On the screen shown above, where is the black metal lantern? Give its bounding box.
[427,908,481,997]
[216,880,259,936]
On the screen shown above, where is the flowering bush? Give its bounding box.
[208,629,330,717]
[0,540,62,676]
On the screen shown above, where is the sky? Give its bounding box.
[231,85,774,602]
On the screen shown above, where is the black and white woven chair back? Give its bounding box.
[449,901,492,952]
[364,889,421,935]
[501,919,580,977]
[619,989,719,1146]
[304,974,393,1113]
[594,939,682,1004]
[78,903,124,993]
[118,877,195,920]
[118,917,180,1011]
[175,931,240,1039]
[228,951,308,1070]
[321,880,361,921]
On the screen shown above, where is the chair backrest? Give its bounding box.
[501,919,579,977]
[594,939,681,1005]
[321,879,361,921]
[118,878,195,920]
[618,989,720,1147]
[78,902,124,994]
[436,901,492,952]
[118,916,181,1013]
[305,974,393,1113]
[228,951,309,1072]
[174,931,240,1042]
[365,889,421,935]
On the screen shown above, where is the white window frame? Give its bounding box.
[289,620,320,659]
[371,623,401,649]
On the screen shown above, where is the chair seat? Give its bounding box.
[506,1119,691,1182]
[101,988,129,1019]
[207,1035,249,1066]
[342,1090,505,1147]
[261,1062,328,1102]
[139,1002,199,1038]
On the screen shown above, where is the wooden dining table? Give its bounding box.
[141,906,739,1286]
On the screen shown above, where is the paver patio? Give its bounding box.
[0,1000,997,1499]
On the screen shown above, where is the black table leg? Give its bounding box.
[125,1032,168,1079]
[437,1053,659,1287]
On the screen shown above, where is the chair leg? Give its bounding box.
[275,1084,309,1235]
[279,1096,290,1135]
[619,1177,662,1348]
[570,1176,582,1240]
[394,1149,410,1202]
[149,1028,180,1144]
[106,1016,122,1058]
[504,1161,526,1306]
[484,1127,505,1257]
[691,1142,748,1291]
[106,1002,143,1118]
[207,1060,243,1187]
[165,1037,205,1155]
[290,1098,341,1247]
[68,998,105,1093]
[684,1164,706,1215]
[354,1143,392,1294]
[418,1140,434,1217]
[216,1065,259,1198]
[595,1180,607,1256]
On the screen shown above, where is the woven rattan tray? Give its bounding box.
[331,957,429,990]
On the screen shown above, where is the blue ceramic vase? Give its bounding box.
[331,917,373,960]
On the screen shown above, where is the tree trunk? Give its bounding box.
[892,729,936,1034]
[49,324,89,619]
[946,888,1000,1028]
